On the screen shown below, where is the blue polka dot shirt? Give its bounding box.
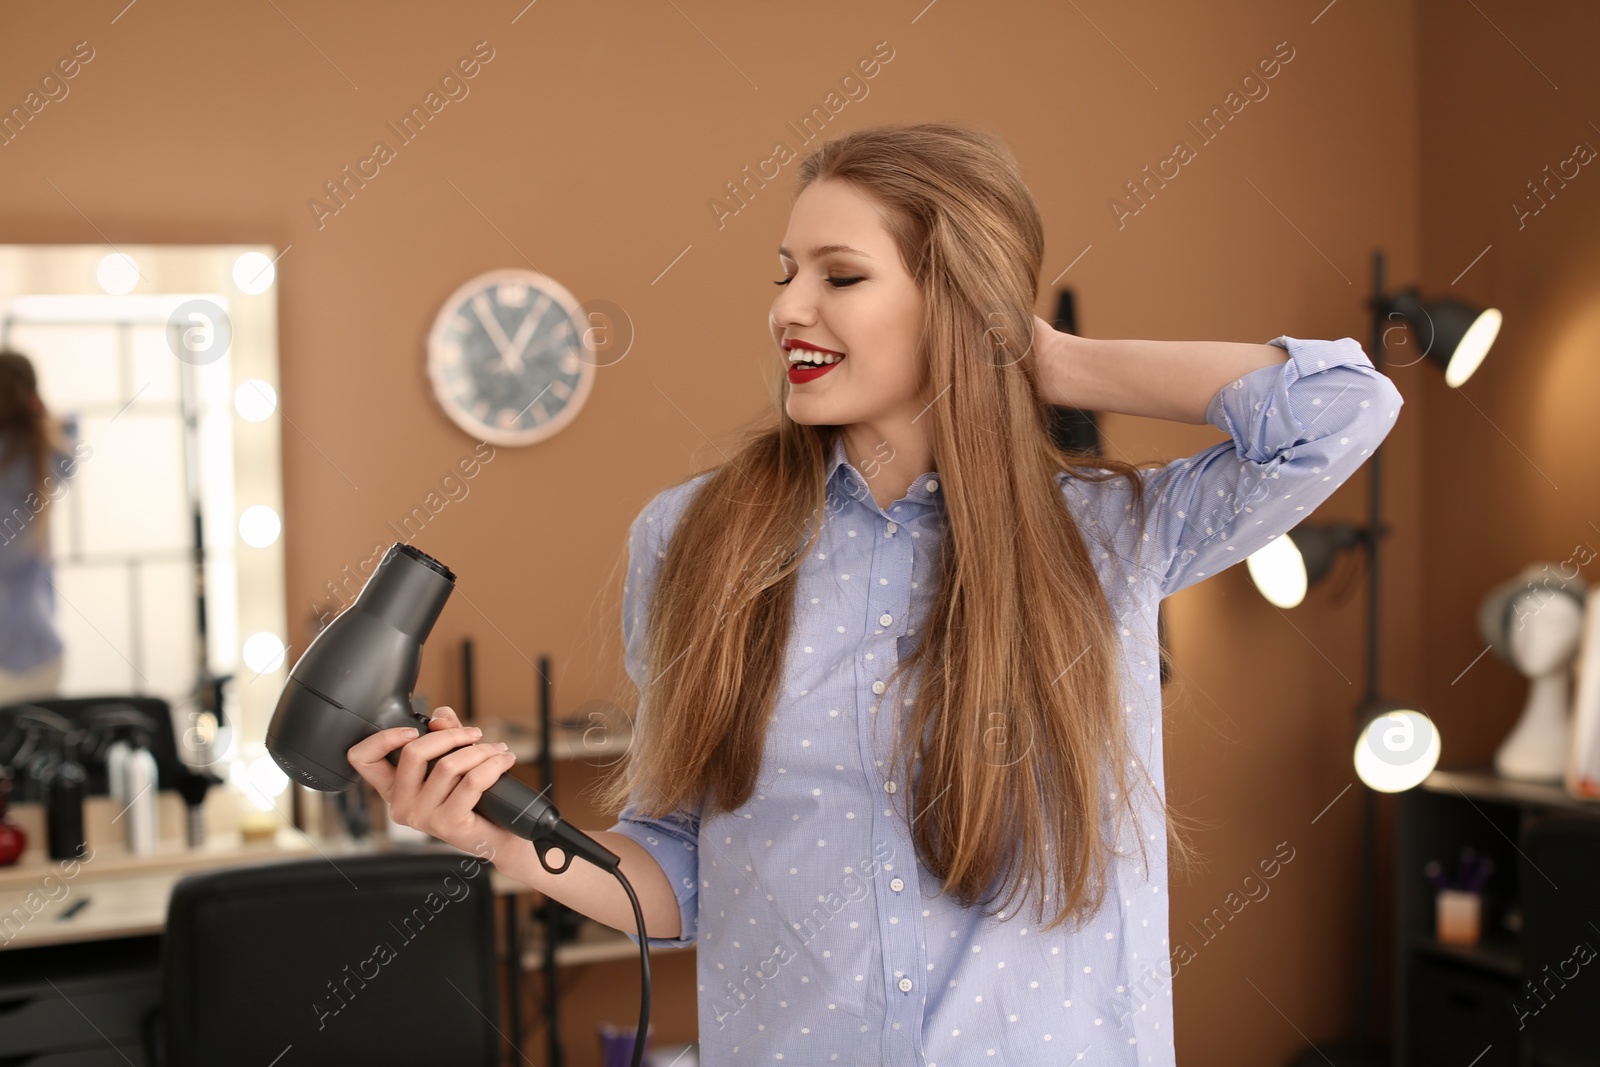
[607,335,1404,1065]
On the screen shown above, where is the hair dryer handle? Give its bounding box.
[477,774,621,877]
[383,732,620,877]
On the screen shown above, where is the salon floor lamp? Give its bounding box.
[1266,249,1500,1067]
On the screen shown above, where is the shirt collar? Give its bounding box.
[825,432,942,511]
[825,432,851,490]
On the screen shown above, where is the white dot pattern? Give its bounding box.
[605,335,1403,1065]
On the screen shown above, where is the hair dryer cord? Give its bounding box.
[616,867,653,1067]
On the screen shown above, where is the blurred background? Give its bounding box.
[0,2,1597,1065]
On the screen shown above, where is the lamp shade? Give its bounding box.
[1246,523,1364,608]
[1353,699,1441,792]
[1380,289,1501,387]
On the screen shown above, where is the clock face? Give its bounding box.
[427,268,597,446]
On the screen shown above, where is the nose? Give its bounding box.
[769,276,816,339]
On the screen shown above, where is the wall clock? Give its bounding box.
[427,268,597,446]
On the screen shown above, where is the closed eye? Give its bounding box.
[773,276,865,288]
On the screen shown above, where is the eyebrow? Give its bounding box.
[777,244,873,260]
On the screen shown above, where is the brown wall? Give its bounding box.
[1413,0,1600,766]
[15,1,1580,1063]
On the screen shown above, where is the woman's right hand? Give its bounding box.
[345,706,518,856]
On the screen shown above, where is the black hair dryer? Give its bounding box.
[266,543,617,876]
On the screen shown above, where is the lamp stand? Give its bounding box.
[1288,248,1393,1067]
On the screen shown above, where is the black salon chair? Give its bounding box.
[155,850,501,1067]
[1519,815,1600,1067]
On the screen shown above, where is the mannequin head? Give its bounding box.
[1478,561,1589,677]
[1505,588,1584,675]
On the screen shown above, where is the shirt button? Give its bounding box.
[879,613,893,627]
[886,521,897,534]
[872,680,886,695]
[884,780,897,794]
[898,977,913,993]
[890,877,905,892]
[925,479,939,492]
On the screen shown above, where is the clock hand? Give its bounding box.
[471,293,517,367]
[504,293,551,372]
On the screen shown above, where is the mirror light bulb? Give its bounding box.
[240,755,289,812]
[242,631,286,674]
[238,505,281,547]
[233,251,276,294]
[234,380,278,422]
[96,252,140,295]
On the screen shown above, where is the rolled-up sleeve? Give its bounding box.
[608,804,701,949]
[1130,335,1404,599]
[605,487,702,949]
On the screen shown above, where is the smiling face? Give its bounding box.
[769,178,928,431]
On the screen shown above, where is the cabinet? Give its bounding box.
[1394,769,1600,1066]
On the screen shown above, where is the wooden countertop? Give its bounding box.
[0,810,529,950]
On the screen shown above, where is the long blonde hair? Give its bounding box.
[596,121,1195,931]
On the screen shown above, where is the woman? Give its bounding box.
[0,350,82,704]
[348,122,1404,1065]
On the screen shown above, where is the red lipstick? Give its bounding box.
[783,339,846,385]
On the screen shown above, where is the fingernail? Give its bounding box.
[470,727,483,736]
[496,742,509,751]
[403,728,419,738]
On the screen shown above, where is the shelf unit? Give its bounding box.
[472,719,666,969]
[476,718,634,763]
[1394,768,1600,1066]
[520,920,694,972]
[472,697,696,1063]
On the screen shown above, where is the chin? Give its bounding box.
[785,405,827,426]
